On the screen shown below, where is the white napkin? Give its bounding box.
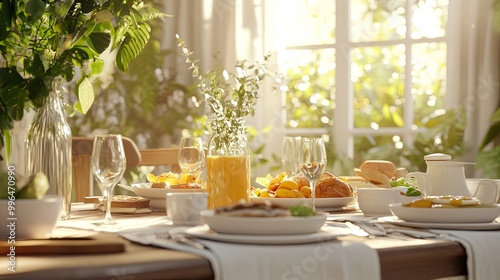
[119,227,381,280]
[433,230,500,280]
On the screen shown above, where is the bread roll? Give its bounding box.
[359,160,397,179]
[315,172,354,198]
[354,167,391,185]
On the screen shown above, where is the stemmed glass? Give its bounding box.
[298,137,327,211]
[178,137,205,177]
[91,134,126,226]
[282,136,302,176]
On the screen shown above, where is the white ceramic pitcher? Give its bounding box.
[406,153,499,204]
[406,153,472,196]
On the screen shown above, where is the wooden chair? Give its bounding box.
[72,136,180,202]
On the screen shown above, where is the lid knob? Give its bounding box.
[424,153,452,161]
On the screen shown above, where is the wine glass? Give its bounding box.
[178,137,205,177]
[298,137,327,211]
[282,136,302,176]
[91,134,126,226]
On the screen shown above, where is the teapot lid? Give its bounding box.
[424,153,452,161]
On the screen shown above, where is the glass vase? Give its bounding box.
[25,77,73,220]
[206,133,251,209]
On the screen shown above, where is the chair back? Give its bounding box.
[72,136,180,202]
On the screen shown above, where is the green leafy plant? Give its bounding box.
[476,107,500,178]
[0,0,168,161]
[176,35,279,151]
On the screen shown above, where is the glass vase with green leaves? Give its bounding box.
[177,35,279,208]
[0,0,167,218]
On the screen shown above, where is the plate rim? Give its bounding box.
[379,216,500,230]
[185,224,349,245]
[388,203,500,224]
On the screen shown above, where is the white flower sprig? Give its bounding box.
[177,34,277,152]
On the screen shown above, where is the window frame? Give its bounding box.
[280,0,448,160]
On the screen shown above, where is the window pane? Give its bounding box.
[353,135,404,165]
[411,0,448,39]
[352,45,406,128]
[411,42,446,125]
[280,49,335,128]
[351,0,406,42]
[278,0,335,46]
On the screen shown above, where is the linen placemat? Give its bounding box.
[119,227,381,280]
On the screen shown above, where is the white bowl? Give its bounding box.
[200,210,327,235]
[357,188,421,216]
[0,195,63,239]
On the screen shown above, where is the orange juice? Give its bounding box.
[206,155,250,209]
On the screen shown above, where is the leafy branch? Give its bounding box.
[176,34,278,153]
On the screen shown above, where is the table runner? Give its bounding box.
[119,228,381,280]
[62,206,381,279]
[432,230,500,280]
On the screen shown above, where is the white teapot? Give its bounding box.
[406,153,472,196]
[406,153,499,204]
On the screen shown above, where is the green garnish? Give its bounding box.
[405,187,422,197]
[289,204,316,217]
[390,178,412,188]
[390,178,422,197]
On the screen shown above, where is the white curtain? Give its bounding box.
[161,0,282,175]
[161,0,260,83]
[447,0,500,176]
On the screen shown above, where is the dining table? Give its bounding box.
[1,200,495,280]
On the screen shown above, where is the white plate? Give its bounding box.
[379,216,500,230]
[118,183,206,210]
[249,196,355,210]
[389,203,500,223]
[200,210,327,235]
[185,225,349,244]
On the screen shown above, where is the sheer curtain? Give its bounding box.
[161,0,282,175]
[161,0,265,84]
[447,0,500,176]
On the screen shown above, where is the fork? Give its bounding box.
[352,220,387,237]
[349,220,413,240]
[154,232,207,250]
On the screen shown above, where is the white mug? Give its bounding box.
[466,178,500,205]
[166,192,208,226]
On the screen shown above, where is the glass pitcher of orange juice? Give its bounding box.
[206,135,250,209]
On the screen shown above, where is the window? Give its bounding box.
[273,0,450,171]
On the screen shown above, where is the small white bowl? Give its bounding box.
[357,188,421,216]
[0,195,63,239]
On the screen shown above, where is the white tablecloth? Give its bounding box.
[119,227,381,280]
[433,229,500,280]
[61,207,381,279]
